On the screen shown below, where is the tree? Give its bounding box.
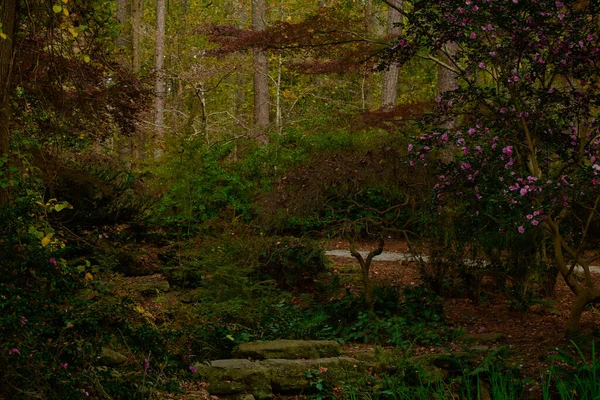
[400,0,600,334]
[252,0,270,144]
[381,0,402,109]
[155,0,166,155]
[0,0,17,206]
[132,0,142,74]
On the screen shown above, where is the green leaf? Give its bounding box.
[52,4,62,13]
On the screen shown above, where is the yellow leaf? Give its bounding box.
[68,27,78,37]
[84,272,93,282]
[62,0,68,3]
[63,8,69,16]
[83,55,90,63]
[0,33,7,40]
[41,235,52,247]
[53,4,62,13]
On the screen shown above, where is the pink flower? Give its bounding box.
[532,220,539,226]
[478,62,486,69]
[470,32,477,39]
[8,348,20,355]
[408,144,414,151]
[526,214,533,220]
[502,146,513,156]
[49,258,57,266]
[518,226,525,234]
[21,316,27,325]
[189,365,197,374]
[144,359,150,370]
[60,363,68,369]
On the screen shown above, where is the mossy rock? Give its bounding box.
[262,357,363,393]
[237,340,341,360]
[194,359,272,400]
[98,347,128,366]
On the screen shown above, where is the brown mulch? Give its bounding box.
[326,238,600,377]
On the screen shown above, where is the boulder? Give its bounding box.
[262,357,362,393]
[98,347,128,366]
[237,340,341,360]
[195,359,272,400]
[195,357,363,398]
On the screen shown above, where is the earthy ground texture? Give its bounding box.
[157,238,600,399]
[325,239,600,374]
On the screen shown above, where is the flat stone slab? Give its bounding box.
[195,357,363,398]
[195,359,271,400]
[237,340,341,360]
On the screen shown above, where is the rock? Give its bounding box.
[195,359,272,400]
[467,333,505,343]
[98,347,128,366]
[237,340,341,360]
[195,357,363,398]
[262,357,362,393]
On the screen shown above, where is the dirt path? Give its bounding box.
[324,249,600,273]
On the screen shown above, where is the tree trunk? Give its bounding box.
[155,0,166,156]
[566,293,589,337]
[252,0,269,145]
[350,238,384,312]
[437,42,458,110]
[437,42,458,163]
[361,0,374,110]
[116,0,130,51]
[0,0,17,206]
[132,0,141,74]
[381,0,402,110]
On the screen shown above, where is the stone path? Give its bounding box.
[325,249,600,274]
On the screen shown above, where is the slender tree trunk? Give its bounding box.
[361,0,374,110]
[132,0,142,74]
[381,0,402,110]
[252,0,269,145]
[437,43,458,99]
[116,0,130,51]
[155,0,166,156]
[0,0,17,206]
[350,238,384,312]
[437,42,458,163]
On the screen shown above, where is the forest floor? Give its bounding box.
[325,238,600,379]
[161,238,600,399]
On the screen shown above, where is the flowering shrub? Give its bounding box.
[392,0,600,332]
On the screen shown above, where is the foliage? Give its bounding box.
[256,236,328,290]
[12,0,147,149]
[0,172,184,398]
[398,0,600,328]
[547,341,600,400]
[341,286,452,347]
